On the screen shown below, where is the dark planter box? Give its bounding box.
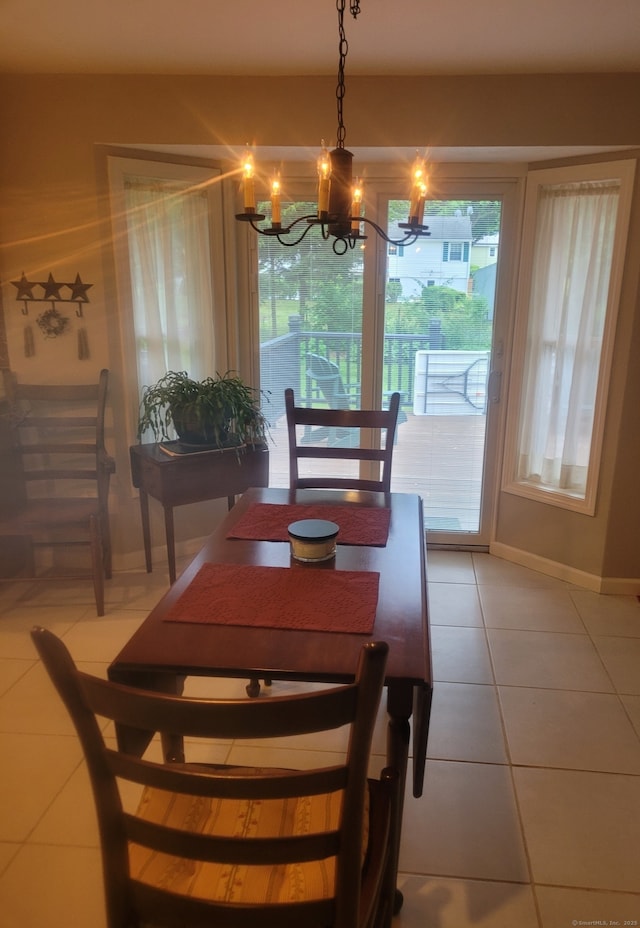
[130,441,270,508]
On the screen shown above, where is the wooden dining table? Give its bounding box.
[109,484,432,901]
[110,485,432,788]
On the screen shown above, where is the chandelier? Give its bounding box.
[235,0,431,255]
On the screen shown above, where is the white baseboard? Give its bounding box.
[489,542,640,595]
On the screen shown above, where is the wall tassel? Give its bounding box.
[77,327,90,360]
[24,325,35,357]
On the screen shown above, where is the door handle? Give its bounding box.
[487,370,502,404]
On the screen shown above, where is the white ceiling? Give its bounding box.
[1,0,639,76]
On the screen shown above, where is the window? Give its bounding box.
[504,160,635,512]
[107,156,226,442]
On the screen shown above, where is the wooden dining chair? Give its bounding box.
[285,386,401,493]
[31,627,397,928]
[0,369,115,615]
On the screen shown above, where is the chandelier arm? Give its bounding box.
[262,218,320,247]
[248,213,317,240]
[332,237,350,256]
[278,221,321,247]
[359,215,430,247]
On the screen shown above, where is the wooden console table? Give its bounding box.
[130,442,269,583]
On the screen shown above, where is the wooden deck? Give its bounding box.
[266,409,487,533]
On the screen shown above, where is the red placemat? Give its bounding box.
[227,503,391,547]
[163,562,379,634]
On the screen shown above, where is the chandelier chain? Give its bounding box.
[336,0,360,149]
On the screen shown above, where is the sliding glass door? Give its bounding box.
[383,196,502,541]
[256,177,512,545]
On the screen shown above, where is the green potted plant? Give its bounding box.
[137,370,268,448]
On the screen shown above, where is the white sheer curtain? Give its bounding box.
[123,176,215,393]
[517,179,620,496]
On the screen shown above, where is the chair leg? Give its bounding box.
[25,537,36,576]
[89,514,105,616]
[101,514,113,580]
[246,677,273,698]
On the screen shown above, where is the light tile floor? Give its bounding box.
[1,551,639,928]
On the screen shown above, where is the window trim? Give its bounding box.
[502,158,636,514]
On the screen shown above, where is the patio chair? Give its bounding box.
[305,354,406,444]
[0,369,115,615]
[306,352,359,410]
[31,627,398,928]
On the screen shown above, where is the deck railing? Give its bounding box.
[259,315,443,422]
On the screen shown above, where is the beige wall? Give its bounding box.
[1,74,639,582]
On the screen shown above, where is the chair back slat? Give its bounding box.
[108,748,348,799]
[15,382,101,402]
[24,469,98,482]
[17,416,98,429]
[79,670,358,739]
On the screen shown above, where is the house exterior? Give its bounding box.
[471,232,499,269]
[387,215,473,298]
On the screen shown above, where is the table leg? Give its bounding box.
[139,489,152,573]
[162,732,185,763]
[108,670,184,758]
[386,681,413,915]
[412,682,433,798]
[163,504,177,584]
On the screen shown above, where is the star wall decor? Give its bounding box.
[12,272,37,300]
[11,271,93,310]
[68,273,93,302]
[41,273,64,301]
[11,270,95,360]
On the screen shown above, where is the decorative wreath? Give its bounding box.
[36,307,70,338]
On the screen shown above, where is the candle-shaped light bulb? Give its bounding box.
[416,179,428,225]
[270,174,281,225]
[242,148,256,212]
[409,153,427,222]
[317,143,331,216]
[351,178,363,232]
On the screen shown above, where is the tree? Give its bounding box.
[386,279,402,303]
[258,199,364,337]
[420,285,491,349]
[306,265,363,334]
